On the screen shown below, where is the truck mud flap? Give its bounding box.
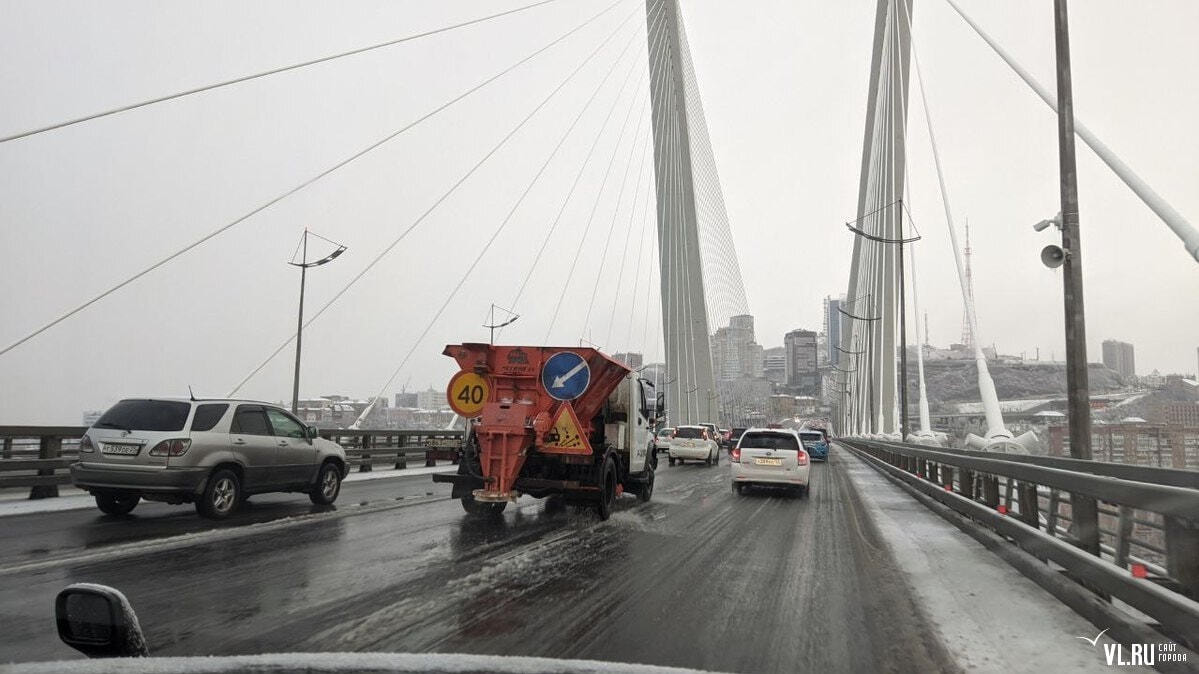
[431,472,485,500]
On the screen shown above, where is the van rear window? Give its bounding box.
[95,400,191,432]
[739,433,799,451]
[674,427,705,439]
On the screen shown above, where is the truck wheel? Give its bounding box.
[95,492,140,516]
[636,463,655,503]
[597,456,617,520]
[461,493,507,517]
[668,457,676,467]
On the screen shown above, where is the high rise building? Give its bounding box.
[711,314,763,380]
[1102,339,1136,378]
[784,329,820,396]
[824,296,845,366]
[762,347,786,384]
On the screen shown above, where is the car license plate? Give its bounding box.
[754,457,782,466]
[102,443,141,456]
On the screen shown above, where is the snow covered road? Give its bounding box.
[0,449,1137,672]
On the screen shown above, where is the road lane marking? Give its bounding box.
[0,495,449,577]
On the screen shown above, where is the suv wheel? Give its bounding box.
[95,492,140,515]
[197,469,241,519]
[309,462,342,505]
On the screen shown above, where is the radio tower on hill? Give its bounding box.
[959,217,976,349]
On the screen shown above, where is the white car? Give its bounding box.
[652,427,674,453]
[729,428,810,497]
[667,425,720,466]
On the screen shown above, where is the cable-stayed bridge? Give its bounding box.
[0,1,1197,671]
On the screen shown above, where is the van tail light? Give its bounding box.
[79,435,95,453]
[148,439,191,457]
[797,450,810,466]
[730,446,741,463]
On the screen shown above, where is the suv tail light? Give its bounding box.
[730,446,741,463]
[797,450,809,466]
[79,435,95,453]
[148,439,191,457]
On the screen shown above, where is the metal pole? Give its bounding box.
[1054,0,1099,556]
[897,203,910,439]
[291,231,307,415]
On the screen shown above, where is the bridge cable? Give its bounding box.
[504,50,646,318]
[0,0,574,144]
[609,154,653,348]
[0,0,630,360]
[226,9,640,396]
[542,74,649,341]
[352,22,644,421]
[580,107,650,341]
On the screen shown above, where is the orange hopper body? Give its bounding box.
[442,343,632,501]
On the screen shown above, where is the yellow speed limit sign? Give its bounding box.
[446,370,491,417]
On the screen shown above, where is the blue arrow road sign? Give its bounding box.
[541,351,590,401]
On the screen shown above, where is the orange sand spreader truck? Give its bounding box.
[432,344,664,520]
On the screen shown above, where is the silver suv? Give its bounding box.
[71,398,348,519]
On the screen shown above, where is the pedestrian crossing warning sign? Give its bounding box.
[543,403,592,455]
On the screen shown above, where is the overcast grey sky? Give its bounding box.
[1,0,1196,424]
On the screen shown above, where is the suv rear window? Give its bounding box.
[799,432,825,443]
[95,400,190,432]
[675,427,705,439]
[739,432,800,451]
[191,404,229,432]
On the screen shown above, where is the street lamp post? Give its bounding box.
[289,229,346,415]
[1052,0,1100,556]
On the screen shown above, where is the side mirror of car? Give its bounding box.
[306,425,318,440]
[55,583,149,658]
[655,392,666,417]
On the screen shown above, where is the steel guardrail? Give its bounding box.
[842,440,1199,659]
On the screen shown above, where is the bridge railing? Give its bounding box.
[839,437,1199,651]
[0,426,464,500]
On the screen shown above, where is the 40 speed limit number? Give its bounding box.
[446,371,491,418]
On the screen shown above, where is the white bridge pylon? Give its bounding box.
[645,0,748,426]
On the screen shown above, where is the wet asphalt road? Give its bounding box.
[0,450,958,673]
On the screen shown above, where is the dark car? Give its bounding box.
[725,427,748,450]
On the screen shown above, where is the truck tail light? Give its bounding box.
[796,450,809,466]
[79,435,95,453]
[730,446,741,463]
[148,439,191,457]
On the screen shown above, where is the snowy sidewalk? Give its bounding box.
[0,463,454,519]
[840,448,1151,673]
